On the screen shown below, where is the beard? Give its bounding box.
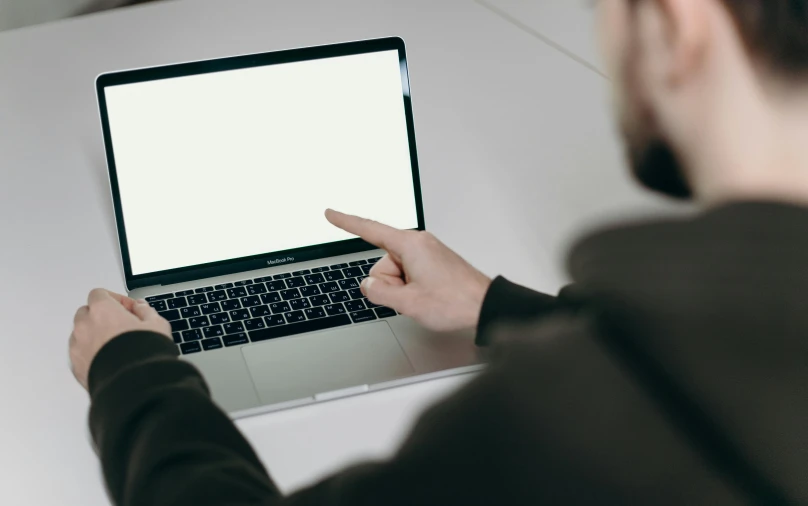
[622,120,692,199]
[618,32,693,200]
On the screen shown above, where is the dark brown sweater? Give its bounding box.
[88,202,808,505]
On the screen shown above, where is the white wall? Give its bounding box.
[480,0,603,72]
[0,0,93,31]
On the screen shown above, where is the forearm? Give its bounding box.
[87,331,529,506]
[87,318,669,506]
[88,331,277,506]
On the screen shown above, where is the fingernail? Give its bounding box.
[361,277,373,294]
[137,299,147,304]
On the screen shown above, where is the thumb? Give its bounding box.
[132,299,159,321]
[362,276,407,310]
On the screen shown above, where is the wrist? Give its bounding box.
[467,272,493,327]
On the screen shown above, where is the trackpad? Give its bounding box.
[242,321,415,405]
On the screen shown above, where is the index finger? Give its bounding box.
[325,209,405,253]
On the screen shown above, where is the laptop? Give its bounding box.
[95,37,483,417]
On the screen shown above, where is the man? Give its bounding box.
[69,0,808,503]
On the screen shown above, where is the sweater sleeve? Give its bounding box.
[476,276,578,346]
[88,315,740,506]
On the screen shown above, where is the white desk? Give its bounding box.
[0,1,666,503]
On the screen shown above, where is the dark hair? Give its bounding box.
[631,0,808,76]
[722,0,808,76]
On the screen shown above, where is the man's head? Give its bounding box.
[596,0,808,202]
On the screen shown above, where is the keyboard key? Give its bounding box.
[284,311,306,323]
[324,303,346,315]
[348,288,364,300]
[221,299,241,311]
[329,291,350,303]
[149,300,167,311]
[203,325,224,338]
[375,306,397,318]
[223,322,245,335]
[146,293,173,302]
[364,298,381,309]
[289,298,310,310]
[202,337,223,350]
[266,280,286,291]
[182,329,202,342]
[350,310,377,323]
[244,318,266,331]
[286,277,306,288]
[292,269,311,276]
[357,276,367,285]
[311,266,330,273]
[250,314,351,343]
[208,290,227,302]
[223,333,249,347]
[261,292,281,304]
[214,283,234,289]
[305,307,326,319]
[368,257,382,263]
[200,302,222,315]
[209,313,230,325]
[234,280,252,286]
[349,260,367,266]
[175,290,194,296]
[253,276,271,283]
[250,305,271,317]
[189,316,209,328]
[304,274,325,285]
[247,283,267,295]
[281,288,301,300]
[273,273,292,280]
[319,282,340,293]
[158,309,181,321]
[299,285,321,297]
[180,306,202,319]
[227,287,247,298]
[346,300,366,312]
[338,279,360,290]
[258,313,282,327]
[195,286,214,293]
[229,309,251,321]
[270,301,291,314]
[171,332,182,344]
[167,297,188,309]
[187,294,208,305]
[240,296,261,307]
[310,295,330,306]
[343,267,363,278]
[361,265,373,274]
[171,319,190,332]
[324,270,345,281]
[329,263,348,270]
[180,341,202,354]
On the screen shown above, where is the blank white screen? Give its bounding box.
[104,50,418,276]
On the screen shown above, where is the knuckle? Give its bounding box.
[415,231,432,246]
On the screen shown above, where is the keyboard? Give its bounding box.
[145,257,396,355]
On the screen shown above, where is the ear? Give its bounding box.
[636,0,710,87]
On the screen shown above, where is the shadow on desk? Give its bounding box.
[78,0,164,16]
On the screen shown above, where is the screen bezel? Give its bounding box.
[96,37,425,290]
